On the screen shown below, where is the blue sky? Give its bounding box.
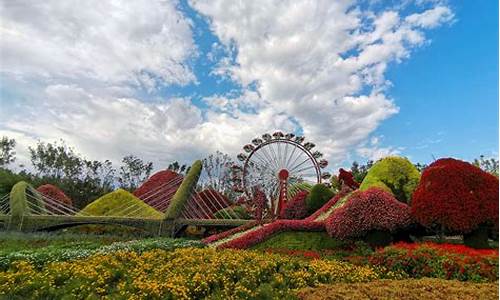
[377,0,499,164]
[0,0,497,172]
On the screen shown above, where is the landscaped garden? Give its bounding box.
[0,134,498,299]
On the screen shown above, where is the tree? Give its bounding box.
[0,136,16,167]
[350,160,373,183]
[117,155,153,191]
[201,151,233,195]
[473,155,499,177]
[167,161,189,174]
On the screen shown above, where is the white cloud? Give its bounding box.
[356,135,403,161]
[0,0,196,89]
[190,0,453,164]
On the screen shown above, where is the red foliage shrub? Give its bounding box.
[36,184,73,212]
[339,168,360,189]
[364,242,498,281]
[280,190,309,220]
[326,188,412,240]
[218,220,324,249]
[253,189,266,221]
[189,189,231,218]
[133,170,182,212]
[411,158,499,233]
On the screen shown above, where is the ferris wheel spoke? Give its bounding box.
[287,148,307,172]
[267,142,281,170]
[259,144,280,171]
[254,151,278,173]
[289,156,313,174]
[285,143,298,170]
[292,164,316,175]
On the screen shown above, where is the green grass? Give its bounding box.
[251,231,346,251]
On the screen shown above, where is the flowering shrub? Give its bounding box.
[411,158,499,235]
[36,184,73,210]
[305,184,335,214]
[252,188,266,221]
[280,190,308,219]
[359,156,420,204]
[218,220,325,249]
[0,248,381,299]
[326,188,412,240]
[363,242,499,282]
[133,170,182,212]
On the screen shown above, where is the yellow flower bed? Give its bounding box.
[0,248,383,299]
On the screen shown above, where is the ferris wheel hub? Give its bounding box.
[278,169,289,180]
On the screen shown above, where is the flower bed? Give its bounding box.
[0,248,382,299]
[0,238,203,270]
[358,242,499,282]
[218,220,325,249]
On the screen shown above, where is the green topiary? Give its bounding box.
[359,156,420,204]
[213,206,251,219]
[79,189,162,219]
[305,184,335,214]
[9,181,45,218]
[164,160,202,220]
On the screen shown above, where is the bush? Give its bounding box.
[280,190,308,219]
[326,188,412,242]
[133,170,182,212]
[364,242,498,282]
[411,158,499,248]
[36,184,73,210]
[0,168,26,197]
[305,184,335,214]
[79,189,162,219]
[359,156,420,204]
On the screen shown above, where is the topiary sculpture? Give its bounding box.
[305,184,335,215]
[411,158,499,248]
[359,156,420,204]
[164,160,202,220]
[133,170,183,212]
[326,188,412,247]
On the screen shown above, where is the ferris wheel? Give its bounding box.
[232,131,331,217]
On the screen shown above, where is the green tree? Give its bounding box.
[350,160,373,183]
[473,155,499,177]
[117,155,153,191]
[0,136,16,167]
[167,161,189,175]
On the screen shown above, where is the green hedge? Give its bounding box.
[213,206,251,220]
[164,160,202,220]
[359,156,420,204]
[252,231,345,251]
[305,184,334,214]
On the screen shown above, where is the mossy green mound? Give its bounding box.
[252,232,345,251]
[80,189,162,219]
[359,156,420,204]
[305,184,335,214]
[213,206,251,219]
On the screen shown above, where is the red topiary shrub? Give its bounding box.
[411,158,498,248]
[326,188,412,241]
[280,190,309,220]
[339,168,360,190]
[133,170,183,212]
[36,184,73,212]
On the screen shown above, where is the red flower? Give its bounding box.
[280,190,308,219]
[37,184,73,212]
[411,158,499,233]
[326,188,412,239]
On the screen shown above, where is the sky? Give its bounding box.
[0,0,498,173]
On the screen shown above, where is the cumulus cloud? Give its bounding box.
[0,0,196,89]
[0,0,453,171]
[191,0,453,164]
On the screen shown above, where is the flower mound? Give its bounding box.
[326,188,412,240]
[133,170,182,212]
[36,184,73,209]
[359,156,420,204]
[280,190,309,219]
[411,158,499,233]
